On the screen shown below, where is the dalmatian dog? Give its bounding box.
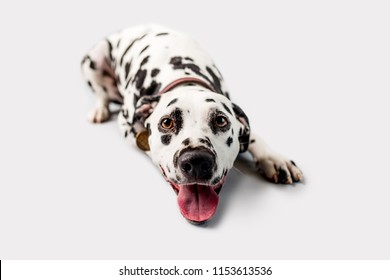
[81,24,303,224]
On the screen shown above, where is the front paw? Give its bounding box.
[88,106,110,123]
[256,156,303,184]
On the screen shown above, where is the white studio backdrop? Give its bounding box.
[0,0,389,259]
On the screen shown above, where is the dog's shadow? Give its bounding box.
[199,153,271,228]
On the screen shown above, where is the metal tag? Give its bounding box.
[136,130,150,151]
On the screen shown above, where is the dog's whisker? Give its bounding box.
[232,166,244,175]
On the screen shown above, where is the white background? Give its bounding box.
[0,0,389,259]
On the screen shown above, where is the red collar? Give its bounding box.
[159,77,215,94]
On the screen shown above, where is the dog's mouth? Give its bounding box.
[163,172,226,223]
[174,180,224,223]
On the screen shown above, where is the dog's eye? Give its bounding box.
[160,117,174,129]
[215,115,229,128]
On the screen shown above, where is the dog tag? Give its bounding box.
[136,130,150,151]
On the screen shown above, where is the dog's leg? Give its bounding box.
[117,106,134,142]
[81,40,121,123]
[247,133,303,184]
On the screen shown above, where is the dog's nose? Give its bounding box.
[178,150,215,181]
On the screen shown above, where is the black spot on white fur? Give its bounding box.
[133,69,147,89]
[221,102,232,115]
[167,98,178,107]
[182,138,191,146]
[140,45,149,55]
[125,62,131,79]
[172,108,183,135]
[140,56,149,66]
[151,68,160,77]
[161,135,172,145]
[89,60,97,70]
[226,136,233,147]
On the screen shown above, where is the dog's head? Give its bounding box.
[140,86,250,223]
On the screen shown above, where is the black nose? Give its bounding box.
[178,149,215,181]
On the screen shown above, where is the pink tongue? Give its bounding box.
[177,184,219,222]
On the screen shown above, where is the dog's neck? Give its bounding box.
[159,77,216,95]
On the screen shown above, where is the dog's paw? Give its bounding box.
[256,156,303,184]
[88,106,110,123]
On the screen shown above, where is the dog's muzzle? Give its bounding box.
[162,148,225,223]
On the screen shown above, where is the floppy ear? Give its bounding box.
[232,103,251,153]
[134,95,161,124]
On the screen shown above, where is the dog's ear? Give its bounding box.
[232,103,251,153]
[134,95,161,124]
